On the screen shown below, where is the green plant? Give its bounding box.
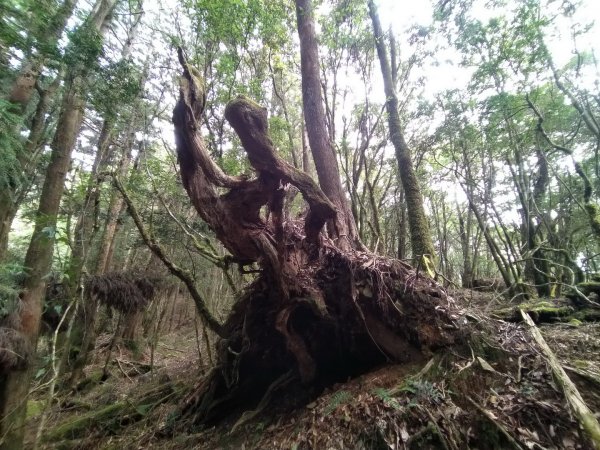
[324,390,352,415]
[372,387,402,411]
[397,379,443,407]
[0,99,23,191]
[0,262,25,317]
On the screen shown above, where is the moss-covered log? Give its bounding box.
[44,382,178,442]
[493,299,600,324]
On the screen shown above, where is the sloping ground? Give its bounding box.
[191,317,597,449]
[27,290,599,449]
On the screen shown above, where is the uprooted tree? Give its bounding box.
[167,48,464,425]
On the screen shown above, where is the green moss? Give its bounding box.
[124,338,142,359]
[572,309,600,321]
[575,281,600,295]
[584,203,600,237]
[529,305,571,315]
[518,302,573,322]
[73,369,104,393]
[26,400,45,419]
[469,334,505,362]
[567,318,582,327]
[45,402,129,441]
[574,360,590,369]
[529,301,553,309]
[478,420,503,449]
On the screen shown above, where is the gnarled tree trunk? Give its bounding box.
[167,51,463,426]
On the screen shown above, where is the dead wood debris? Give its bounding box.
[157,310,592,450]
[86,271,162,313]
[0,325,30,371]
[26,290,600,450]
[521,310,600,449]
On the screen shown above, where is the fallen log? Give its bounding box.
[520,309,600,450]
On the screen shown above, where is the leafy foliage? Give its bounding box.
[0,100,24,191]
[0,263,25,317]
[324,390,352,415]
[64,22,104,71]
[90,59,143,120]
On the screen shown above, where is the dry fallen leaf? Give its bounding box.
[477,356,496,372]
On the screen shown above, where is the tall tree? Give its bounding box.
[63,6,144,384]
[0,0,116,447]
[367,0,435,261]
[0,0,77,261]
[295,0,361,250]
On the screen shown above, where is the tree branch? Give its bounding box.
[112,175,226,338]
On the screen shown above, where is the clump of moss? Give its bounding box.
[27,400,45,419]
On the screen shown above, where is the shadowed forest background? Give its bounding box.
[1,0,600,448]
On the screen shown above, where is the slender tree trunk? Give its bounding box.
[295,0,361,249]
[467,199,512,288]
[269,58,299,168]
[57,122,112,380]
[301,119,312,176]
[368,0,435,261]
[65,13,144,384]
[458,205,474,288]
[397,189,408,260]
[67,120,113,283]
[96,148,134,274]
[0,0,75,261]
[0,73,63,262]
[0,1,116,447]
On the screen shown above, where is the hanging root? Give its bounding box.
[0,325,31,371]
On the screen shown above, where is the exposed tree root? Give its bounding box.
[164,50,465,430]
[171,246,464,427]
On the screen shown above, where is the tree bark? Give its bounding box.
[6,0,76,113]
[368,0,435,261]
[64,10,144,385]
[0,75,61,261]
[0,0,76,262]
[295,0,361,250]
[0,1,116,447]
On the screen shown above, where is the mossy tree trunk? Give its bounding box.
[367,0,435,262]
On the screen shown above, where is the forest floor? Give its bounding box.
[24,289,600,449]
